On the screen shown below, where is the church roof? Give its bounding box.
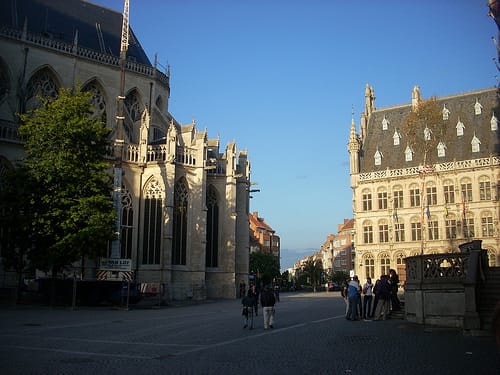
[359,87,499,173]
[0,0,151,66]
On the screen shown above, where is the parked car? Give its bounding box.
[327,282,341,291]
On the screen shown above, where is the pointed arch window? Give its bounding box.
[0,58,10,104]
[142,177,163,265]
[25,68,59,112]
[82,80,107,123]
[206,185,219,267]
[124,89,143,141]
[121,188,134,259]
[173,178,189,265]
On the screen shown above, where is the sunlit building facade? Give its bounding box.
[348,84,499,282]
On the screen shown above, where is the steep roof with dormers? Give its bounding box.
[359,87,499,173]
[0,0,151,66]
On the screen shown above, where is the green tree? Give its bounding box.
[249,251,280,286]
[17,87,115,277]
[301,258,323,292]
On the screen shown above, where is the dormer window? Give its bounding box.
[442,104,450,120]
[424,127,432,141]
[491,113,498,131]
[382,116,389,130]
[456,118,465,136]
[437,142,446,157]
[474,99,482,115]
[374,149,383,166]
[405,145,413,162]
[471,134,481,153]
[393,130,401,145]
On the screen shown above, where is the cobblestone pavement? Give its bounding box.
[0,292,498,375]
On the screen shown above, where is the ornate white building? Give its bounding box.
[0,0,250,300]
[348,84,499,282]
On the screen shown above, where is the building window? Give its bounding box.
[461,181,473,202]
[488,250,497,267]
[379,221,389,243]
[426,185,437,205]
[380,254,390,276]
[395,223,405,242]
[363,223,373,244]
[411,219,422,241]
[405,146,413,162]
[173,178,189,265]
[456,118,465,136]
[410,186,421,207]
[142,178,163,265]
[393,130,401,145]
[445,216,457,239]
[471,135,481,153]
[378,191,388,210]
[362,192,372,211]
[393,188,403,209]
[382,116,389,130]
[428,218,439,240]
[479,177,491,201]
[374,150,383,166]
[396,253,405,265]
[442,104,450,120]
[206,186,219,267]
[463,214,475,239]
[437,142,446,157]
[424,127,432,141]
[474,99,482,115]
[443,183,455,204]
[365,255,375,279]
[491,113,498,131]
[121,189,133,259]
[481,214,494,237]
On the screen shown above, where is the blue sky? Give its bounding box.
[91,0,498,270]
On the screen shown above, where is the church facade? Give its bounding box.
[348,84,499,282]
[0,0,250,300]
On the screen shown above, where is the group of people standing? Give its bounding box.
[343,269,400,321]
[240,282,277,330]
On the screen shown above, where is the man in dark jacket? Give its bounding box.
[260,285,276,330]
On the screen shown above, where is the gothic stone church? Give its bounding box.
[0,0,250,300]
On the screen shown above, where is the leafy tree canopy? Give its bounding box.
[14,87,116,275]
[249,251,280,286]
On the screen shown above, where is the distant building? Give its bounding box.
[348,84,499,282]
[320,219,355,276]
[249,212,280,259]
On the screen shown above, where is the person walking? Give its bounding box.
[239,280,246,298]
[260,285,276,330]
[241,289,255,329]
[248,284,259,316]
[362,277,374,319]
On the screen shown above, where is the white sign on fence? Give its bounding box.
[100,258,132,271]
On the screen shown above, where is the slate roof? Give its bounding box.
[359,88,500,173]
[0,0,151,66]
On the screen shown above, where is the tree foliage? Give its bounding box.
[11,87,116,275]
[249,251,280,285]
[301,258,323,290]
[402,98,446,166]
